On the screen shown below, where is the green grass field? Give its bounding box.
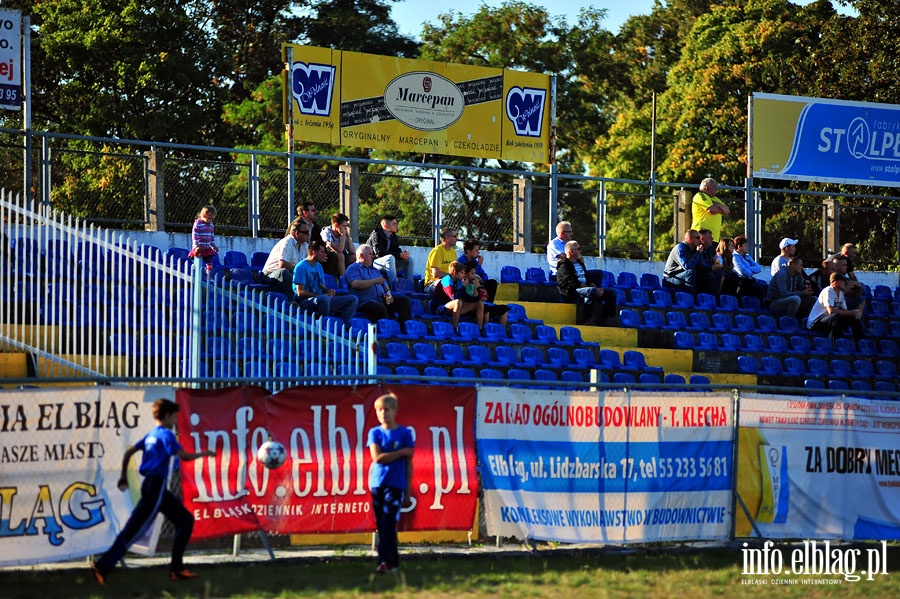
[3,544,898,599]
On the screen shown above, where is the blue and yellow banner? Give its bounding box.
[282,44,551,163]
[752,93,900,187]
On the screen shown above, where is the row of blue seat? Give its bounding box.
[804,379,897,392]
[674,331,900,358]
[738,355,898,380]
[374,318,591,347]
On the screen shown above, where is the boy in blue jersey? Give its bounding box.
[367,393,414,574]
[91,398,214,584]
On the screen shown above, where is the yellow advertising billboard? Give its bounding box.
[283,44,552,163]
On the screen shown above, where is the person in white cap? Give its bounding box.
[770,237,798,276]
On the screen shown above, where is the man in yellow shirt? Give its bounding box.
[691,177,729,242]
[424,227,459,293]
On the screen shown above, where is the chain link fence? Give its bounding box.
[3,128,900,267]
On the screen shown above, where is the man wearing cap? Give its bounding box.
[690,178,729,242]
[770,237,797,276]
[766,257,815,319]
[806,272,864,347]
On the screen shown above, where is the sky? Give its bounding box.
[390,1,856,40]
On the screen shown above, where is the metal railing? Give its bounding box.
[0,189,375,386]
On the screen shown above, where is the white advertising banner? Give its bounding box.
[0,387,163,566]
[478,388,734,543]
[736,394,900,539]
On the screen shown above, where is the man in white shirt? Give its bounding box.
[261,219,309,298]
[806,272,865,348]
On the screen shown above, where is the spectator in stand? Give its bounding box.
[462,261,508,326]
[831,248,865,310]
[691,178,730,242]
[546,221,575,276]
[432,261,484,330]
[696,229,723,296]
[189,205,218,271]
[557,240,617,326]
[766,257,815,319]
[770,237,797,275]
[295,201,342,275]
[806,258,834,295]
[423,227,459,294]
[260,219,309,298]
[366,215,412,285]
[345,246,411,323]
[732,235,767,299]
[663,229,703,293]
[292,241,358,326]
[320,212,355,277]
[716,236,740,295]
[458,239,498,302]
[807,272,865,347]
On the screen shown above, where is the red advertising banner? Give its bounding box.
[177,385,478,541]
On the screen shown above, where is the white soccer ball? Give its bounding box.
[257,440,286,469]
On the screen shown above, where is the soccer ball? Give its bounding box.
[257,440,286,469]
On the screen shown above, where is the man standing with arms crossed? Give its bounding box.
[691,178,729,242]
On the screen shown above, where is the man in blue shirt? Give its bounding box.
[458,239,497,302]
[345,246,411,322]
[293,241,358,325]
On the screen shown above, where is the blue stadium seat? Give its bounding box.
[483,322,508,341]
[873,285,893,302]
[599,349,628,371]
[642,309,665,330]
[696,293,717,311]
[243,360,270,379]
[875,360,897,380]
[615,271,638,291]
[779,316,802,335]
[811,336,832,356]
[560,326,599,348]
[500,266,524,284]
[457,321,481,341]
[382,342,417,367]
[534,325,560,345]
[689,375,711,387]
[413,342,451,365]
[875,381,897,393]
[402,318,430,340]
[664,311,688,330]
[711,312,733,332]
[431,320,460,341]
[452,367,477,383]
[480,368,504,381]
[205,335,233,359]
[494,345,519,367]
[618,308,642,328]
[674,291,695,311]
[638,272,661,292]
[674,331,696,350]
[803,379,825,389]
[868,319,888,339]
[697,332,719,351]
[718,294,739,312]
[395,365,421,383]
[534,369,559,387]
[423,366,450,382]
[573,348,597,369]
[756,314,778,333]
[626,288,650,308]
[250,251,268,271]
[737,355,760,375]
[869,300,890,319]
[517,346,546,369]
[827,379,850,391]
[829,359,852,380]
[664,373,687,385]
[744,334,765,353]
[833,337,855,356]
[650,289,673,309]
[857,338,878,357]
[806,358,830,379]
[213,359,239,378]
[851,380,873,393]
[509,323,535,344]
[547,347,571,369]
[784,357,807,377]
[507,368,532,386]
[718,333,742,352]
[377,318,401,339]
[739,295,761,313]
[639,373,662,385]
[561,370,586,385]
[733,313,755,332]
[760,356,783,376]
[223,250,250,269]
[467,345,494,366]
[613,372,636,385]
[688,311,711,332]
[441,343,466,364]
[878,339,900,357]
[624,350,663,373]
[525,267,552,285]
[765,335,789,354]
[788,335,812,355]
[507,303,541,324]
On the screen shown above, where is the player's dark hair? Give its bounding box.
[152,398,180,421]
